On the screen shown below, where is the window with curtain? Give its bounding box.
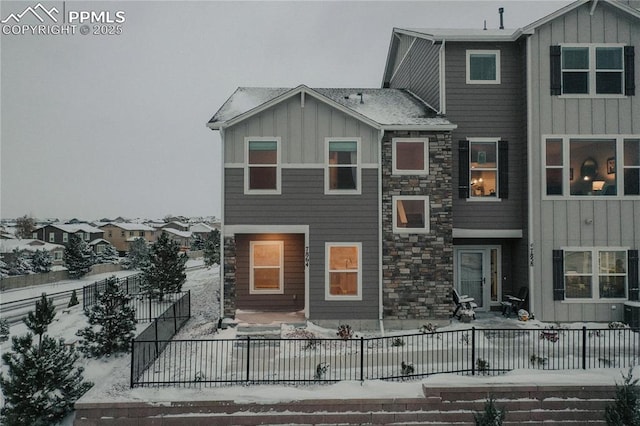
[246,138,279,193]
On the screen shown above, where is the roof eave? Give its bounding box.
[382,124,458,131]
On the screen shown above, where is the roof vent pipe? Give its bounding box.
[499,7,504,29]
[483,20,487,30]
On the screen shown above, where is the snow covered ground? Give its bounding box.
[1,261,638,425]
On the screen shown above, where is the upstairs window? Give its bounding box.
[49,232,55,242]
[63,232,68,243]
[544,136,640,197]
[326,139,360,194]
[551,45,634,96]
[245,138,280,194]
[466,50,500,84]
[392,138,429,175]
[458,139,508,200]
[393,196,429,233]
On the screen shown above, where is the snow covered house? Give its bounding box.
[383,0,640,322]
[0,239,65,265]
[33,224,104,248]
[208,0,639,325]
[208,85,456,327]
[99,222,156,255]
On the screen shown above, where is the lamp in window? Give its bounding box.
[580,158,598,181]
[592,179,605,191]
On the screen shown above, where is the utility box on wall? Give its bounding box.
[624,302,640,329]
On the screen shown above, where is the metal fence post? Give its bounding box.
[188,290,191,318]
[130,338,135,388]
[471,327,476,376]
[149,296,152,322]
[360,336,364,382]
[582,326,587,370]
[154,318,159,356]
[173,303,177,334]
[246,337,251,382]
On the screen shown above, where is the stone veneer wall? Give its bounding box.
[223,236,237,318]
[382,131,453,320]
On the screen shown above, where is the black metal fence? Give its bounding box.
[82,274,143,310]
[130,326,640,388]
[127,292,189,322]
[130,290,191,386]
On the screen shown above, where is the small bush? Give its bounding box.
[392,337,405,347]
[336,324,353,340]
[67,290,79,308]
[474,396,505,426]
[476,358,489,373]
[604,368,640,426]
[401,361,414,376]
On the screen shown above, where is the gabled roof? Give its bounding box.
[162,228,192,239]
[393,28,521,42]
[37,223,103,234]
[100,222,155,231]
[208,85,455,131]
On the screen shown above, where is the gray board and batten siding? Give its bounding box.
[528,2,640,322]
[222,94,379,165]
[387,34,442,112]
[223,94,380,320]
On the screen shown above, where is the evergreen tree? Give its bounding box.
[474,396,505,426]
[24,293,55,346]
[203,229,220,267]
[31,249,52,273]
[94,243,119,264]
[76,276,136,357]
[68,289,79,308]
[605,368,640,425]
[141,232,188,300]
[64,234,93,278]
[0,291,92,425]
[0,317,9,343]
[0,334,92,425]
[15,214,36,239]
[7,249,32,275]
[190,234,205,251]
[122,237,150,270]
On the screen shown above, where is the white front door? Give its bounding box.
[455,247,500,311]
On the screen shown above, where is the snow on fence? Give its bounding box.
[130,326,640,388]
[82,273,144,309]
[130,290,191,385]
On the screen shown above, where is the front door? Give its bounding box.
[455,247,500,311]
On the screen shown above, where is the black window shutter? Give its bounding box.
[629,250,639,301]
[498,140,509,199]
[550,45,562,96]
[552,249,565,300]
[458,140,469,199]
[625,46,635,96]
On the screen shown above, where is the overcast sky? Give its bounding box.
[0,0,570,222]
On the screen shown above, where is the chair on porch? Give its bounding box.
[452,288,477,320]
[501,286,528,318]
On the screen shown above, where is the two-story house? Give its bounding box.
[383,0,639,321]
[208,86,456,327]
[99,222,156,255]
[33,224,104,248]
[209,0,639,325]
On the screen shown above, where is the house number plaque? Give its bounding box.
[305,246,310,267]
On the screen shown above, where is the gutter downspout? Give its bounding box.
[439,39,446,115]
[219,126,226,321]
[526,36,535,318]
[378,128,385,336]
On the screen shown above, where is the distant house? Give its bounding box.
[161,228,192,251]
[161,221,190,232]
[33,224,104,248]
[88,238,113,255]
[0,239,65,265]
[189,222,219,240]
[99,223,156,255]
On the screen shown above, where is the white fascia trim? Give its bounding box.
[453,228,523,238]
[526,35,535,319]
[219,127,226,317]
[224,224,309,237]
[381,124,457,131]
[439,39,446,115]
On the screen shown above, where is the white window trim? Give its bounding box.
[392,195,430,234]
[561,246,629,302]
[249,240,284,295]
[325,242,362,301]
[542,135,640,199]
[466,50,501,84]
[392,138,429,175]
[49,233,54,243]
[324,137,361,195]
[63,232,68,243]
[559,43,626,98]
[244,137,282,195]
